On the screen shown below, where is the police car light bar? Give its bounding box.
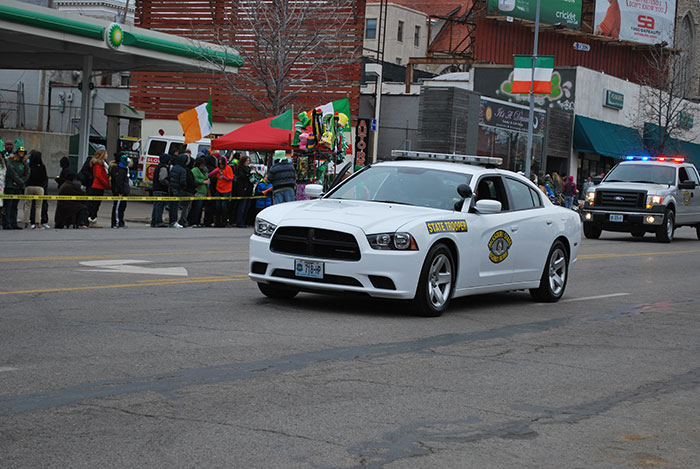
[391,150,503,166]
[625,155,685,163]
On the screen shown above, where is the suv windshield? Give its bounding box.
[327,165,472,210]
[604,164,676,185]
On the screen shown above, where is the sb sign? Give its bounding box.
[637,15,654,29]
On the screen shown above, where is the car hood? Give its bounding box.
[595,182,671,192]
[258,199,449,233]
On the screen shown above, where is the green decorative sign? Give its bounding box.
[487,0,582,30]
[106,23,123,49]
[604,90,624,110]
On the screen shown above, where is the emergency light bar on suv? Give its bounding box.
[391,150,503,167]
[625,156,685,162]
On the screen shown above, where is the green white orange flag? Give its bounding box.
[512,55,554,94]
[315,98,351,130]
[178,95,213,144]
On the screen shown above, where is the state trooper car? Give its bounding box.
[582,156,700,243]
[249,151,582,316]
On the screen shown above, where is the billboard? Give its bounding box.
[488,0,583,30]
[593,0,676,45]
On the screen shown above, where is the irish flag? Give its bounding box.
[178,96,213,144]
[314,98,351,130]
[512,55,554,94]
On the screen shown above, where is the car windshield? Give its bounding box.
[604,164,675,185]
[327,165,472,210]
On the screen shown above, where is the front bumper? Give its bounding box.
[582,207,664,231]
[249,232,424,300]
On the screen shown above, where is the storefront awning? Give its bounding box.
[643,123,700,169]
[573,116,646,159]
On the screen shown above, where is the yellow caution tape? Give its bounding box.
[0,194,265,201]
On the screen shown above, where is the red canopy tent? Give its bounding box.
[211,115,293,151]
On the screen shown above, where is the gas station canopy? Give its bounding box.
[0,0,242,72]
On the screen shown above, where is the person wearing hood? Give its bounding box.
[54,170,88,229]
[562,175,577,209]
[209,156,233,227]
[24,150,50,229]
[55,156,71,188]
[3,146,29,230]
[110,154,131,228]
[168,153,191,228]
[150,153,170,227]
[267,150,296,204]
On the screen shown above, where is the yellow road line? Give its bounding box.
[579,249,700,260]
[0,276,249,296]
[0,250,248,263]
[135,275,248,283]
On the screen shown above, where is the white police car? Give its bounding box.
[249,151,582,316]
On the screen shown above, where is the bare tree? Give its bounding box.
[199,0,361,116]
[636,44,696,155]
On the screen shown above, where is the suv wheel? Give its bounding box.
[583,222,602,239]
[655,209,674,243]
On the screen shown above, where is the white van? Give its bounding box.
[137,135,211,189]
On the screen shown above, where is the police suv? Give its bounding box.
[582,156,700,243]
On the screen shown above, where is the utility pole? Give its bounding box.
[524,0,541,179]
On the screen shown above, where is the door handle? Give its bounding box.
[511,225,519,232]
[546,219,553,225]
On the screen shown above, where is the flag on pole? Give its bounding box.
[314,98,351,130]
[269,109,294,130]
[178,95,213,144]
[512,55,554,94]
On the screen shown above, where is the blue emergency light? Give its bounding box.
[624,155,685,163]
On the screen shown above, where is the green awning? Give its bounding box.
[643,123,700,169]
[573,116,646,159]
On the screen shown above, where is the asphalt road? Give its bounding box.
[1,224,699,468]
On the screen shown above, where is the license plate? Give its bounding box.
[609,214,624,222]
[294,259,324,279]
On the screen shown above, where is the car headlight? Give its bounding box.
[367,232,418,250]
[254,217,277,238]
[585,191,595,206]
[646,195,663,209]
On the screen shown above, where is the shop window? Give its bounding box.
[414,26,420,47]
[397,21,404,42]
[396,57,402,65]
[366,18,377,39]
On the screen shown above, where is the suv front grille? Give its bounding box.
[595,190,646,209]
[270,227,361,261]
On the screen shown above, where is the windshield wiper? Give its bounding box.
[628,180,658,184]
[372,199,411,206]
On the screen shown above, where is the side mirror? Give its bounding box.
[305,184,324,199]
[592,176,603,185]
[474,199,502,214]
[679,181,697,190]
[457,184,473,199]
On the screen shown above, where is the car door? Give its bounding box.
[460,175,515,288]
[502,176,556,282]
[677,166,700,221]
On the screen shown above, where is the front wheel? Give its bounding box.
[655,209,674,243]
[583,222,602,239]
[257,282,299,299]
[530,241,569,302]
[413,244,455,317]
[696,224,700,240]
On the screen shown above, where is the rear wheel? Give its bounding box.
[257,282,299,299]
[696,224,700,240]
[655,209,674,243]
[413,244,454,317]
[583,222,602,239]
[530,241,569,302]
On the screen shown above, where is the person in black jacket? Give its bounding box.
[54,170,88,229]
[168,153,190,228]
[233,155,254,227]
[110,154,131,228]
[25,150,50,229]
[268,151,297,204]
[150,153,170,227]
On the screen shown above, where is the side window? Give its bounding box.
[474,176,509,210]
[504,177,537,210]
[688,167,700,184]
[147,140,166,156]
[679,167,690,183]
[529,187,543,207]
[680,166,699,184]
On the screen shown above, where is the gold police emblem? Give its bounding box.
[488,230,512,264]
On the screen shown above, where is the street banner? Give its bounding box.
[488,0,583,29]
[512,55,554,94]
[593,0,676,45]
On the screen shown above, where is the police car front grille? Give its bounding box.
[270,227,361,261]
[595,190,646,209]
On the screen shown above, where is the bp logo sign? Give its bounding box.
[105,23,124,49]
[488,230,512,264]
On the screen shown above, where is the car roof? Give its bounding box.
[375,159,532,183]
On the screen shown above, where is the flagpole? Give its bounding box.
[524,0,542,181]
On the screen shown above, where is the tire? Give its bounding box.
[631,229,645,238]
[413,244,455,317]
[257,282,299,299]
[655,209,674,243]
[696,224,700,240]
[530,240,569,302]
[583,222,602,239]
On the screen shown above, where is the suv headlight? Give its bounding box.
[367,232,418,250]
[254,217,277,238]
[646,195,663,209]
[585,191,595,206]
